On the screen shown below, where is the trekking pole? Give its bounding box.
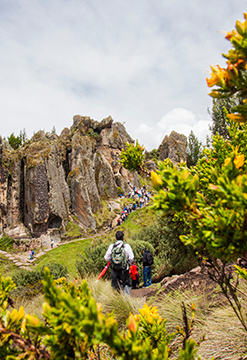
[96,262,111,282]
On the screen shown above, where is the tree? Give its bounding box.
[119,141,145,173]
[7,129,27,150]
[186,131,202,167]
[7,133,22,150]
[208,96,239,140]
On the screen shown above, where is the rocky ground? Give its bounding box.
[131,265,218,300]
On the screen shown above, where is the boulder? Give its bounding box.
[159,131,187,165]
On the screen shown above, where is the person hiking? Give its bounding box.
[129,261,139,289]
[142,248,153,287]
[104,231,134,294]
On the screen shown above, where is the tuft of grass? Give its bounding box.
[0,236,14,252]
[14,293,45,321]
[196,305,247,359]
[150,286,247,359]
[87,276,145,328]
[0,255,17,276]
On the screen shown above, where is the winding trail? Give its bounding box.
[0,195,151,271]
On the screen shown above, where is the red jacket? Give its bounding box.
[129,264,139,280]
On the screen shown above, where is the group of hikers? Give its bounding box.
[111,184,151,228]
[104,230,154,294]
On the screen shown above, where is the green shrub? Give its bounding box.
[86,128,101,142]
[0,236,14,251]
[12,262,68,287]
[133,215,198,281]
[76,240,111,278]
[41,262,68,280]
[10,282,43,301]
[12,269,42,287]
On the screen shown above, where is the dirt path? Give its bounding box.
[131,285,157,298]
[0,199,151,271]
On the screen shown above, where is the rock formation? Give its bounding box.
[0,116,140,239]
[158,131,187,164]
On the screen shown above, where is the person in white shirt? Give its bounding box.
[104,231,134,294]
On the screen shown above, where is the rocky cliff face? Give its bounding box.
[158,131,187,165]
[0,116,140,239]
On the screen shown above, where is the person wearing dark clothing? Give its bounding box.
[104,231,134,294]
[142,248,152,287]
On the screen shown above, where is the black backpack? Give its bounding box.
[111,243,127,270]
[146,252,154,266]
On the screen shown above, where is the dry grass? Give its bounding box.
[87,276,145,327]
[14,293,45,321]
[152,286,247,359]
[196,305,247,359]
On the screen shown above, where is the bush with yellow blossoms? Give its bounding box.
[206,13,247,124]
[151,116,247,332]
[0,269,206,359]
[133,304,174,351]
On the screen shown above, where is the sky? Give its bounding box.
[0,0,247,150]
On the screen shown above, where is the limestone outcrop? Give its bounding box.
[0,116,141,239]
[158,131,187,165]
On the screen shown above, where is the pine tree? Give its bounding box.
[186,131,202,167]
[208,96,239,140]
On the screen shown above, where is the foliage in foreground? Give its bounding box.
[0,270,205,359]
[151,119,247,332]
[206,12,247,123]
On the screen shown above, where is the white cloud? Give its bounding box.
[138,124,153,134]
[134,108,212,150]
[0,0,244,147]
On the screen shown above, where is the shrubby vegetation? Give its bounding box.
[119,141,145,173]
[6,129,27,149]
[0,236,14,251]
[12,262,68,287]
[0,269,203,359]
[133,216,197,280]
[186,131,202,168]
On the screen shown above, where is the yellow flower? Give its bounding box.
[139,304,162,324]
[151,171,163,189]
[227,113,246,123]
[127,313,137,332]
[234,154,245,169]
[206,65,228,87]
[224,157,231,166]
